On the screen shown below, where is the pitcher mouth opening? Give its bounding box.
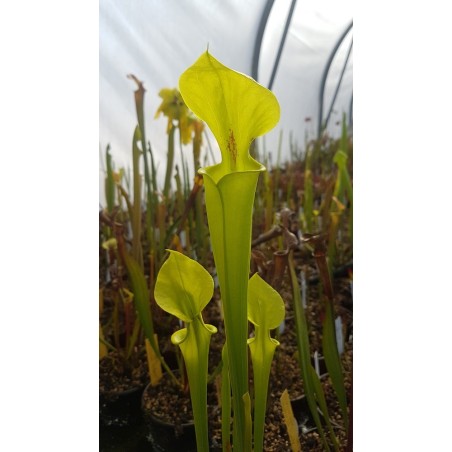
[198,159,266,185]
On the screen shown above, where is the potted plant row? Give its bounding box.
[99,50,353,451]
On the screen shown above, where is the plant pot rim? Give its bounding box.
[141,380,195,429]
[100,383,144,398]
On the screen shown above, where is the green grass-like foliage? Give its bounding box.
[288,250,337,451]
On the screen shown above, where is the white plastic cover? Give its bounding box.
[100,0,352,202]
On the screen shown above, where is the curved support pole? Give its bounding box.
[317,21,353,139]
[324,38,353,133]
[251,0,275,81]
[267,0,298,90]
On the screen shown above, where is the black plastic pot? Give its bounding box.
[290,371,329,435]
[141,380,197,452]
[99,385,144,427]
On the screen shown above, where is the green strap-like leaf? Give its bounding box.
[323,302,349,429]
[310,365,340,451]
[288,251,330,451]
[120,250,156,353]
[105,145,115,213]
[242,392,252,452]
[131,126,143,267]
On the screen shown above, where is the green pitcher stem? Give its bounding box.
[221,343,231,452]
[178,318,216,452]
[201,168,263,451]
[249,328,277,452]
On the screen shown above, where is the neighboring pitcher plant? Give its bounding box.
[154,250,217,452]
[179,51,280,451]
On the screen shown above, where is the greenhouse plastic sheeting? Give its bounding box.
[99,0,352,202]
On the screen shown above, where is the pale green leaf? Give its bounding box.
[248,273,285,330]
[247,273,284,452]
[154,250,214,322]
[179,51,280,179]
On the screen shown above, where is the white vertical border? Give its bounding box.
[355,1,452,450]
[1,1,98,449]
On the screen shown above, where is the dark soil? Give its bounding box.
[136,268,353,451]
[99,347,150,428]
[99,348,149,395]
[100,213,353,450]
